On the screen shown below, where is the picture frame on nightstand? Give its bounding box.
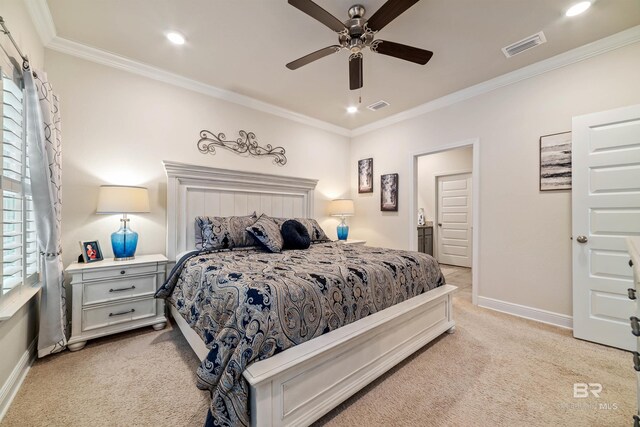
[79,240,104,263]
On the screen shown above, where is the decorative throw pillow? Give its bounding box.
[246,214,284,253]
[281,220,311,250]
[304,218,331,242]
[273,217,331,243]
[195,213,257,251]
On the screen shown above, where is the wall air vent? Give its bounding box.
[502,31,547,58]
[367,100,390,111]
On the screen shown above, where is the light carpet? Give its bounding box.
[2,267,633,426]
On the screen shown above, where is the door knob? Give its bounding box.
[576,235,588,243]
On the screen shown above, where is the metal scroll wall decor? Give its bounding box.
[197,130,287,166]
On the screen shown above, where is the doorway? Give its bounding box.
[410,139,480,305]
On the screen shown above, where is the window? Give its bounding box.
[1,69,38,299]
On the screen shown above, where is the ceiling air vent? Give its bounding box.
[367,100,390,111]
[502,31,547,58]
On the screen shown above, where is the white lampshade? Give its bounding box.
[329,199,355,217]
[96,185,150,214]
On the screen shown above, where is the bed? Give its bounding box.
[161,161,456,426]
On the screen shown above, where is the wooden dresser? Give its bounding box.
[65,254,168,351]
[417,225,433,256]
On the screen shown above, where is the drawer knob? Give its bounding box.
[631,316,640,337]
[120,270,126,275]
[109,309,135,317]
[631,259,634,268]
[628,288,637,300]
[634,351,640,372]
[109,285,136,293]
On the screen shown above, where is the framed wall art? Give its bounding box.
[540,131,572,191]
[358,158,373,193]
[381,173,399,211]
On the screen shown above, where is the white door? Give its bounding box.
[573,104,640,351]
[437,173,472,267]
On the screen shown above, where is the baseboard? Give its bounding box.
[477,296,573,330]
[0,338,37,421]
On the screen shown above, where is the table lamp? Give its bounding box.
[329,199,354,241]
[96,185,150,260]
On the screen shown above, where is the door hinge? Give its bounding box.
[631,316,640,337]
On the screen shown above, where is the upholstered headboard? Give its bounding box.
[163,161,318,260]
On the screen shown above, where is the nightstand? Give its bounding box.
[337,239,366,245]
[65,254,168,351]
[417,226,433,256]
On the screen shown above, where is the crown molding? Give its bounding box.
[24,0,640,140]
[351,24,640,137]
[23,0,351,137]
[23,0,55,46]
[46,37,351,137]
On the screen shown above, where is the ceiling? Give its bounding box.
[46,0,640,130]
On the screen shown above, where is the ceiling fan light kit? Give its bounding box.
[286,0,433,91]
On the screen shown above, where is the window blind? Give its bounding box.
[1,70,38,297]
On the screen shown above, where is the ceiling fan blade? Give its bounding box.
[288,0,347,33]
[286,45,342,70]
[371,40,433,65]
[366,0,420,32]
[349,53,363,90]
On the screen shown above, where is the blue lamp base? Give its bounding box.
[337,218,349,241]
[111,218,138,260]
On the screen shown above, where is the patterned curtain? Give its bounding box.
[24,69,66,357]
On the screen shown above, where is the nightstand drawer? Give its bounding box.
[82,264,158,281]
[83,275,157,305]
[82,298,157,332]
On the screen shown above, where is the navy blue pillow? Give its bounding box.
[281,220,311,250]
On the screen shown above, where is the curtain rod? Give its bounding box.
[0,16,31,71]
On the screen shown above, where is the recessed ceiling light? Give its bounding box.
[166,32,185,45]
[565,1,591,17]
[346,106,358,114]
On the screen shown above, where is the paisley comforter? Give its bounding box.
[156,242,445,426]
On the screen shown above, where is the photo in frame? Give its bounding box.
[381,173,399,211]
[539,131,572,191]
[80,240,104,263]
[358,158,373,193]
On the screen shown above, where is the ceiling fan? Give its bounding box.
[286,0,433,90]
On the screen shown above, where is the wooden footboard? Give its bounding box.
[170,285,456,427]
[243,284,456,426]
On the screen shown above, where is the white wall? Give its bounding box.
[0,0,43,412]
[350,42,640,317]
[417,146,473,223]
[43,50,351,268]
